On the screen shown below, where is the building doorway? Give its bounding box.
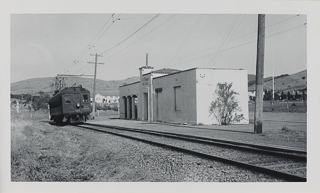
[143,93,148,121]
[156,89,162,122]
[122,96,127,119]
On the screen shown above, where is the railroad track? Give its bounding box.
[73,122,306,182]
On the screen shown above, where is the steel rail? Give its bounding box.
[76,124,306,182]
[84,123,307,158]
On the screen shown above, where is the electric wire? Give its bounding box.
[174,14,301,66]
[165,15,204,67]
[211,15,246,66]
[168,18,305,68]
[174,23,306,67]
[90,14,121,47]
[63,14,116,74]
[267,14,301,28]
[103,15,177,61]
[208,15,241,66]
[175,15,213,64]
[64,14,303,77]
[73,62,93,75]
[100,14,160,56]
[88,14,115,46]
[68,14,120,72]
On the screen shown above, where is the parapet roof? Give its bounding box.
[120,67,246,87]
[151,68,180,74]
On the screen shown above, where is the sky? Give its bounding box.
[10,13,307,83]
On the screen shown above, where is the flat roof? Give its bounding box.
[153,67,246,80]
[119,80,140,88]
[120,67,246,87]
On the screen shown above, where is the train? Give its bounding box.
[48,85,92,123]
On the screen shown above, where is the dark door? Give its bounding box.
[62,94,74,113]
[156,91,162,121]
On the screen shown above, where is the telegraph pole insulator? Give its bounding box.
[254,14,266,134]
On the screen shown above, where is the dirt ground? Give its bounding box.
[10,108,306,182]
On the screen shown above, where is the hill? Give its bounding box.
[11,70,307,96]
[248,70,307,92]
[247,74,290,87]
[11,76,140,97]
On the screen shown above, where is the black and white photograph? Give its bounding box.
[1,1,320,193]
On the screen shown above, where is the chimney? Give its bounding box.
[146,53,148,66]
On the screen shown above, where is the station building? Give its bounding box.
[119,65,249,125]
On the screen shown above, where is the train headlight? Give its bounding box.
[76,103,80,108]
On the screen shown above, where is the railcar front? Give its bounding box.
[49,86,92,123]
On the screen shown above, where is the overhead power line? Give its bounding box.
[100,14,160,56]
[172,14,302,67]
[171,22,307,67]
[90,14,121,47]
[209,15,241,66]
[104,15,177,61]
[88,14,115,46]
[165,15,204,67]
[63,14,117,74]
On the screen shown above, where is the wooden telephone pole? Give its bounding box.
[254,14,266,134]
[88,53,104,119]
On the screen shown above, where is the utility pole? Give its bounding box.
[54,76,66,91]
[88,53,104,119]
[272,49,275,100]
[254,14,266,134]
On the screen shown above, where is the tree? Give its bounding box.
[32,92,50,110]
[287,91,291,100]
[264,89,273,101]
[281,91,286,100]
[274,92,280,101]
[209,82,244,125]
[302,90,306,101]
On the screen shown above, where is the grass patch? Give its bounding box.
[248,101,307,113]
[11,109,97,181]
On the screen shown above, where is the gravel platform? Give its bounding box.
[90,112,306,150]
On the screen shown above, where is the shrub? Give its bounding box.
[281,126,289,132]
[97,105,103,110]
[32,92,50,111]
[209,82,244,125]
[112,106,118,111]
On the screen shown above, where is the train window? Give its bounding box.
[64,96,72,104]
[83,95,88,102]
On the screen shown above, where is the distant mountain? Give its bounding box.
[11,69,307,96]
[248,70,307,92]
[248,74,256,82]
[11,76,140,97]
[247,74,290,87]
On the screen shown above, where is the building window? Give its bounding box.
[174,86,182,111]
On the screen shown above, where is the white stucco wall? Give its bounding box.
[119,67,249,125]
[196,69,249,125]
